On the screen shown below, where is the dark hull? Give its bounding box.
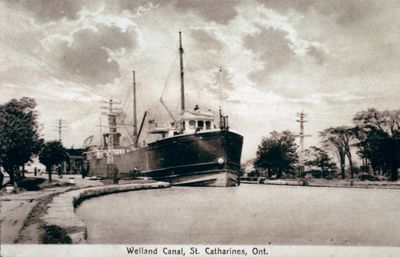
[87,130,243,186]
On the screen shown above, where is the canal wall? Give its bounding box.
[40,181,170,243]
[243,179,400,189]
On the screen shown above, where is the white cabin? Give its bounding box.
[178,109,216,134]
[148,107,216,138]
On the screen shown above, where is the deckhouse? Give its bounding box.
[178,108,216,134]
[148,106,216,139]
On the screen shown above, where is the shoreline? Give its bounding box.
[242,178,400,190]
[1,176,398,244]
[0,176,170,244]
[41,181,170,243]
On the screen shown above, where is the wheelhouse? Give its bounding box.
[178,109,216,134]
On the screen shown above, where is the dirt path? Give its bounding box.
[0,174,103,244]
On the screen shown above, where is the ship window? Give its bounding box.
[181,122,185,130]
[189,120,196,129]
[205,121,211,129]
[198,120,204,129]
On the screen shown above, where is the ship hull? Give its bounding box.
[86,130,243,187]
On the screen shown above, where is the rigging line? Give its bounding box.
[77,83,108,100]
[133,81,147,115]
[185,65,198,105]
[122,124,134,145]
[160,49,179,99]
[119,81,130,106]
[121,81,132,111]
[79,79,111,98]
[118,71,134,104]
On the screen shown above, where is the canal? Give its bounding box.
[76,184,400,246]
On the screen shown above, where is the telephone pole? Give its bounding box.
[54,119,67,173]
[99,116,103,147]
[101,98,121,183]
[101,99,121,165]
[296,112,311,177]
[55,119,67,143]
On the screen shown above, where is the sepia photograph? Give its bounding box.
[1,1,400,256]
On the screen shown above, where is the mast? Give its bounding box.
[219,66,224,111]
[133,70,138,147]
[179,31,185,112]
[219,67,224,130]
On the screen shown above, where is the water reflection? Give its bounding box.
[76,184,400,245]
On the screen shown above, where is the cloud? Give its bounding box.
[256,0,375,26]
[243,26,294,86]
[256,0,316,13]
[306,44,326,65]
[2,0,400,158]
[116,0,161,13]
[174,0,238,24]
[190,29,223,50]
[305,92,365,106]
[6,0,161,23]
[314,1,376,26]
[49,21,141,86]
[6,0,83,22]
[201,68,235,100]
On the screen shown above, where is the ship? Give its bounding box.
[85,32,243,186]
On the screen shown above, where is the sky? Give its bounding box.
[1,0,400,161]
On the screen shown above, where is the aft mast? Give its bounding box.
[133,70,138,147]
[179,31,185,112]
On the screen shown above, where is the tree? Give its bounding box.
[39,141,68,183]
[254,131,298,179]
[320,126,355,179]
[304,146,336,178]
[0,98,43,186]
[342,128,356,179]
[353,108,400,181]
[352,125,382,174]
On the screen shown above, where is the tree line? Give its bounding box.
[255,108,400,181]
[0,97,69,187]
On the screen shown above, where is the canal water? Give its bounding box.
[76,184,400,246]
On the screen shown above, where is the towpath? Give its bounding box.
[0,174,165,244]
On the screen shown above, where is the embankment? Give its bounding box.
[242,178,400,189]
[40,181,170,243]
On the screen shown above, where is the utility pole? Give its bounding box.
[54,119,67,173]
[101,99,121,183]
[296,112,311,177]
[99,116,103,147]
[55,119,67,143]
[101,99,121,164]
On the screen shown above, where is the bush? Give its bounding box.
[299,178,309,186]
[128,169,141,179]
[41,225,72,244]
[17,177,46,191]
[358,172,380,181]
[258,177,266,184]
